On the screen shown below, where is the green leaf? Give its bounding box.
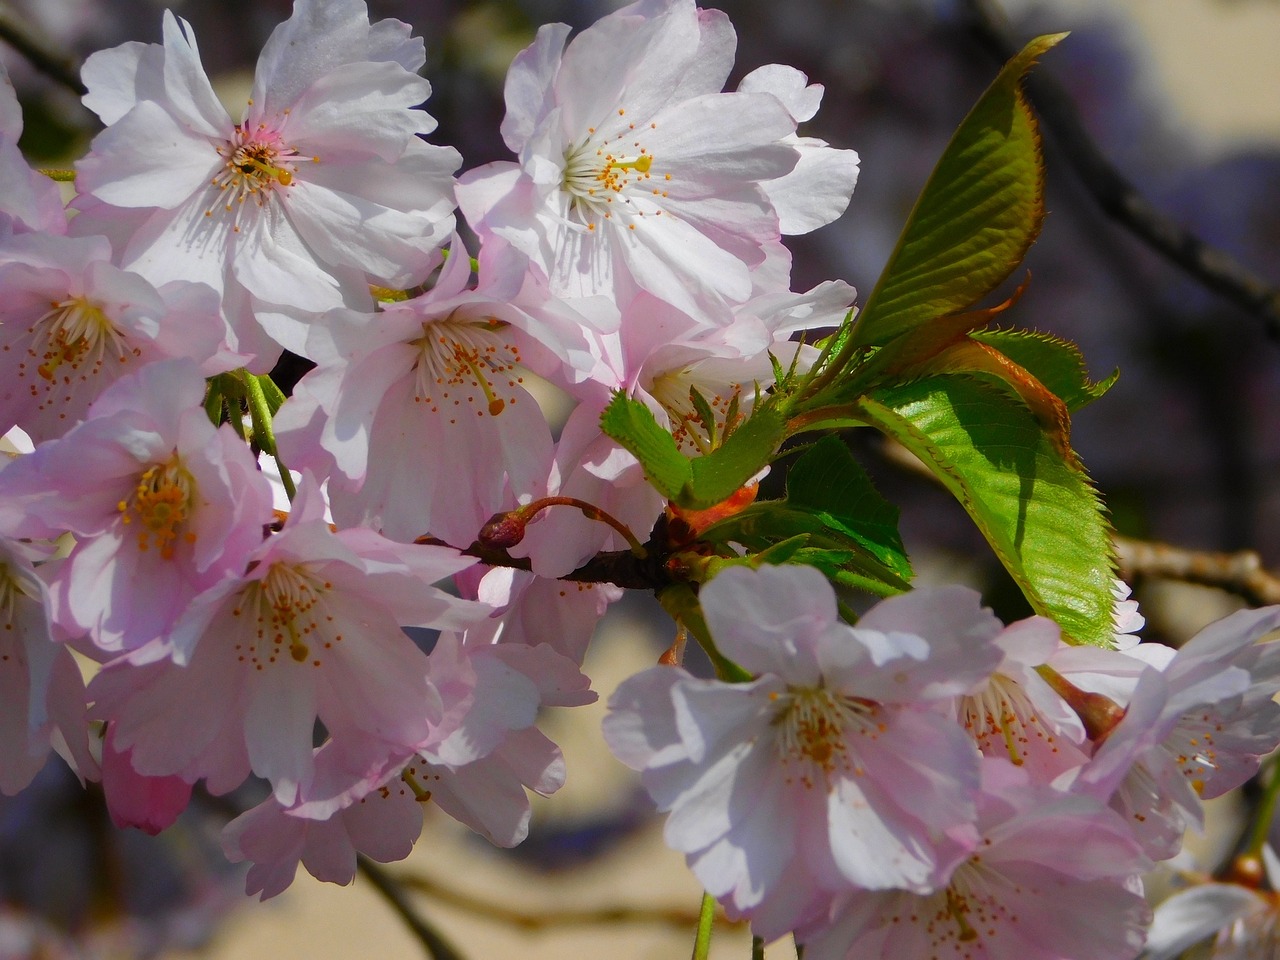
[970,329,1117,411]
[599,392,691,500]
[850,34,1064,348]
[681,403,786,509]
[785,435,912,581]
[857,374,1117,646]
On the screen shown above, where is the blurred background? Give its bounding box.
[2,0,1279,956]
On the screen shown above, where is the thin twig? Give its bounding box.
[1114,535,1280,606]
[396,870,736,932]
[960,0,1280,340]
[356,857,469,960]
[0,6,86,96]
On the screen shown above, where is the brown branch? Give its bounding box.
[0,6,86,96]
[1114,535,1280,606]
[960,0,1280,341]
[357,857,469,960]
[395,870,740,933]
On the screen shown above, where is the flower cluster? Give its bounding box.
[0,0,1278,956]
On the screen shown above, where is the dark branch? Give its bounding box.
[357,857,469,960]
[960,0,1280,340]
[0,8,86,96]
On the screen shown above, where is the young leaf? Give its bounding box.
[849,34,1065,348]
[857,374,1117,647]
[599,392,691,500]
[970,329,1118,411]
[785,435,912,581]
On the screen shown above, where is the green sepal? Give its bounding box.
[683,403,785,508]
[857,374,1117,646]
[599,392,692,500]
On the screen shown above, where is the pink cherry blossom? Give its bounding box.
[798,761,1151,960]
[955,616,1090,781]
[274,245,578,548]
[224,630,591,897]
[604,567,1004,937]
[0,232,226,442]
[0,537,95,795]
[456,0,819,316]
[1072,606,1280,860]
[1144,846,1280,960]
[0,63,65,237]
[0,358,274,653]
[73,0,460,366]
[89,477,492,808]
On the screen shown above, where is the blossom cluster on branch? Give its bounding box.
[0,1,1278,957]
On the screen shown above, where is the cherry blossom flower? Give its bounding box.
[955,616,1090,781]
[0,231,226,442]
[1072,606,1280,860]
[224,630,592,897]
[0,359,274,654]
[73,0,460,366]
[456,0,834,316]
[604,567,1004,937]
[798,761,1151,960]
[1144,846,1280,960]
[274,244,583,547]
[0,63,65,237]
[88,478,492,808]
[0,537,95,795]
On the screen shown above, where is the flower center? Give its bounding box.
[409,315,524,423]
[561,112,669,229]
[208,120,312,229]
[647,368,744,454]
[117,456,198,561]
[232,563,336,669]
[21,295,137,391]
[771,686,878,785]
[961,674,1059,768]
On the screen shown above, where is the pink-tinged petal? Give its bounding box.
[699,564,836,683]
[737,64,824,123]
[252,0,425,116]
[80,40,165,125]
[158,12,231,139]
[246,659,320,806]
[280,62,433,160]
[426,750,540,847]
[101,734,192,835]
[555,0,701,134]
[1144,883,1264,959]
[222,800,309,900]
[500,22,571,152]
[339,780,424,862]
[684,758,797,910]
[231,201,346,311]
[76,101,220,209]
[762,136,859,235]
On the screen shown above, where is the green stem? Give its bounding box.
[691,891,716,960]
[243,371,296,501]
[1244,757,1280,859]
[751,935,766,960]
